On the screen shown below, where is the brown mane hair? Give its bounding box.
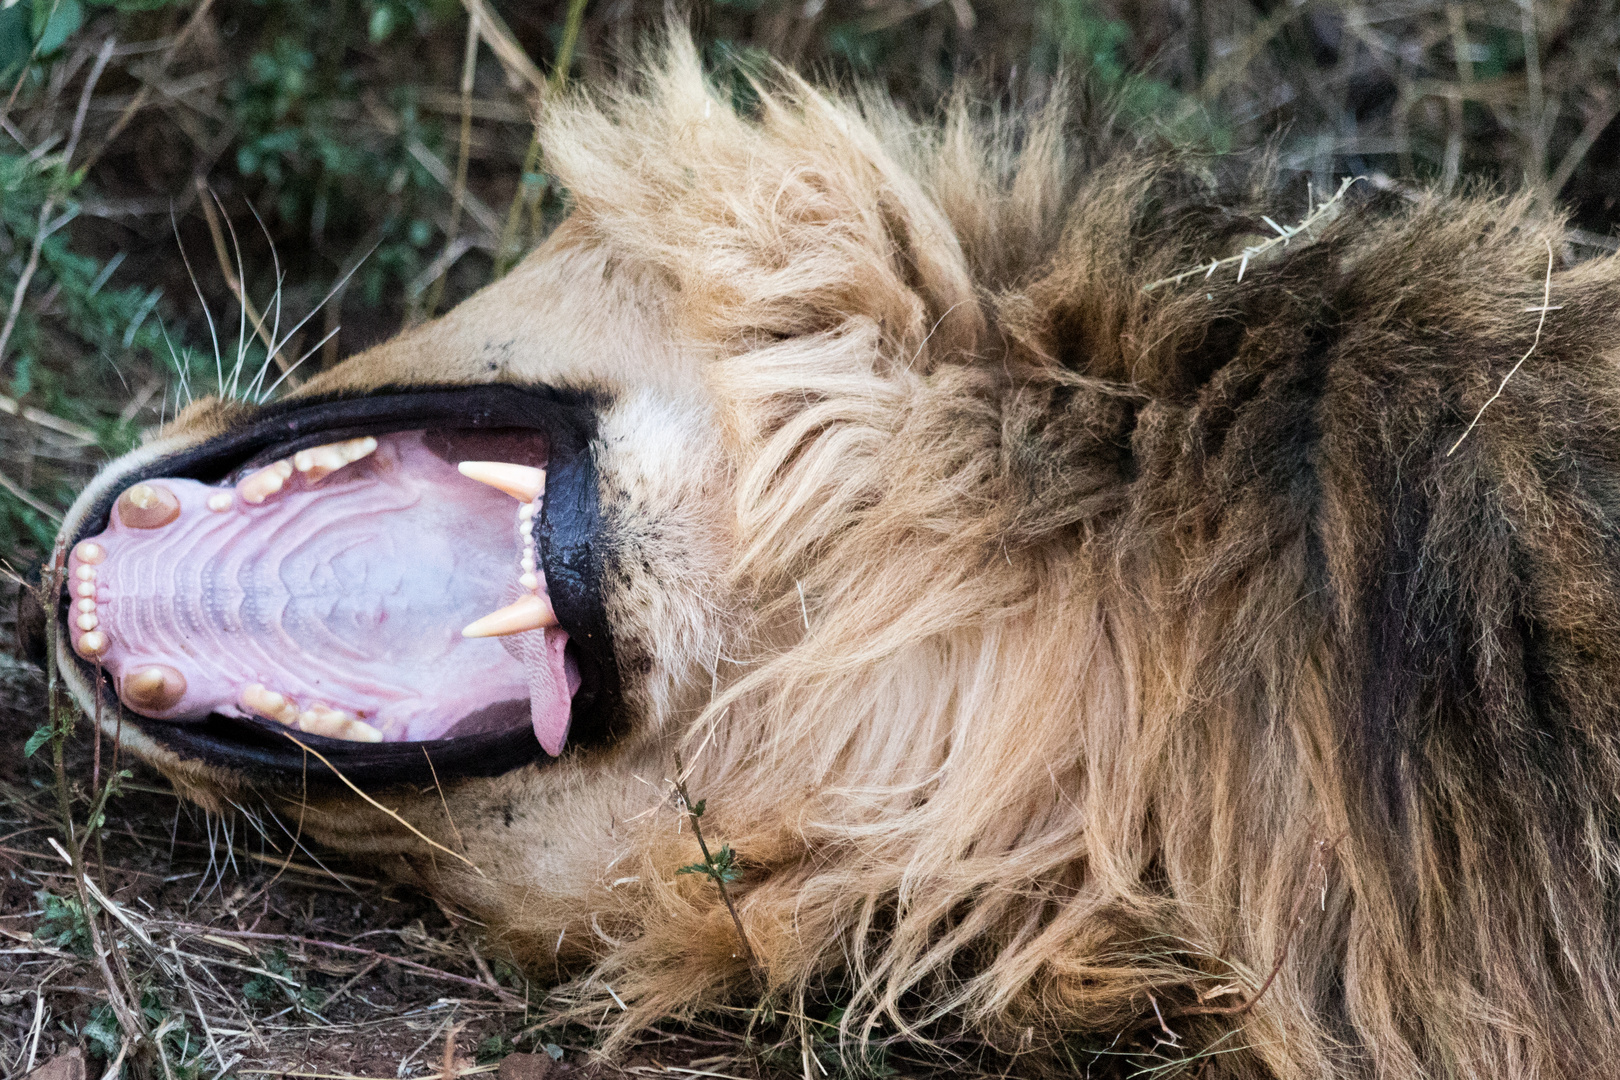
[489,32,1620,1077]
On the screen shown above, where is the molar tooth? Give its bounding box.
[76,631,107,658]
[457,461,545,503]
[74,580,96,598]
[76,613,98,631]
[207,492,233,512]
[76,598,96,613]
[116,483,181,529]
[461,593,556,638]
[74,565,96,582]
[122,665,187,712]
[296,705,382,742]
[238,460,294,505]
[293,436,378,483]
[519,572,539,591]
[242,683,300,725]
[74,541,105,564]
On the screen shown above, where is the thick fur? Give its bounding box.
[54,34,1620,1078]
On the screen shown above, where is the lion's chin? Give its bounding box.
[45,385,620,785]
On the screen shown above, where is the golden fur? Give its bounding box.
[52,33,1620,1078]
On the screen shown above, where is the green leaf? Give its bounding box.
[675,860,710,878]
[688,798,706,818]
[368,5,395,43]
[23,723,51,758]
[0,3,31,80]
[31,0,83,57]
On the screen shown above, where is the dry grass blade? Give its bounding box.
[277,732,485,875]
[1142,176,1360,292]
[1447,237,1557,455]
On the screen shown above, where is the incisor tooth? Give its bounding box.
[122,665,187,712]
[117,483,181,529]
[238,460,294,505]
[461,593,557,638]
[293,436,378,483]
[207,492,233,512]
[457,461,545,503]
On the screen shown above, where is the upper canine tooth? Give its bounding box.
[457,461,545,503]
[461,594,557,638]
[122,664,188,712]
[116,483,181,529]
[293,436,378,483]
[238,460,294,505]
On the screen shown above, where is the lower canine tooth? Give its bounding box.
[461,593,556,638]
[117,483,181,529]
[238,460,294,504]
[122,664,188,712]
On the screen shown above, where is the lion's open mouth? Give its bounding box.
[53,386,618,781]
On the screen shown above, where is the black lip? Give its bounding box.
[57,384,621,788]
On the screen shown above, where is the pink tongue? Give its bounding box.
[503,625,579,755]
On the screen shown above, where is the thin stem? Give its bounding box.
[672,754,764,986]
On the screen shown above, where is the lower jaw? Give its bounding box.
[48,385,620,786]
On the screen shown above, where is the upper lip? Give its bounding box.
[49,384,620,788]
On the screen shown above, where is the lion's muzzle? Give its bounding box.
[46,385,619,785]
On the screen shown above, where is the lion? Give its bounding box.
[30,30,1620,1078]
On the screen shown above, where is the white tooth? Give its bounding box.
[76,631,107,657]
[458,461,546,503]
[519,502,536,520]
[75,565,96,582]
[519,573,539,591]
[297,705,382,742]
[76,598,97,613]
[242,683,300,725]
[292,437,377,484]
[238,460,294,504]
[520,555,536,572]
[461,594,556,638]
[207,492,233,512]
[74,580,96,598]
[74,541,105,564]
[76,613,98,631]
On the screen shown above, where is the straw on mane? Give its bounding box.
[285,32,1620,1079]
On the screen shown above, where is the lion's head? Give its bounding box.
[36,31,1620,1079]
